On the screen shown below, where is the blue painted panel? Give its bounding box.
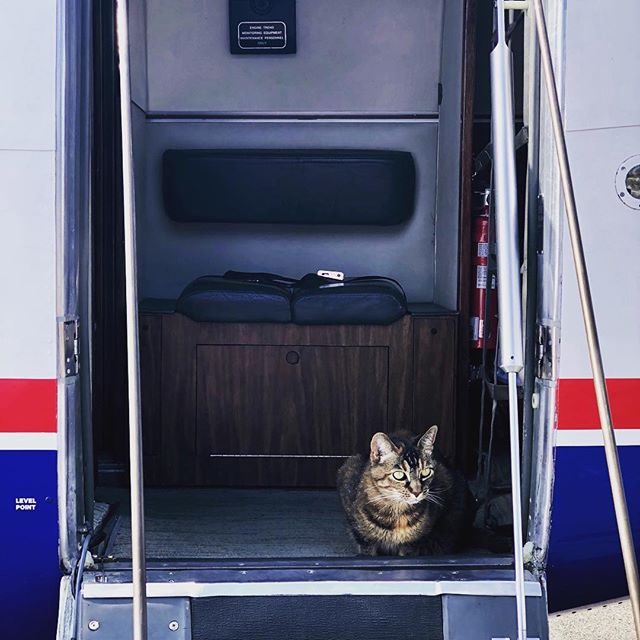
[0,450,60,639]
[548,446,640,611]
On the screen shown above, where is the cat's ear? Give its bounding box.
[370,432,398,464]
[418,425,438,456]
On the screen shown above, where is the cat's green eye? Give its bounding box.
[391,470,406,482]
[420,468,434,480]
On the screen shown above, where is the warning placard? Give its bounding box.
[238,21,287,50]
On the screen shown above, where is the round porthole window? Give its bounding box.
[625,165,640,199]
[615,156,640,210]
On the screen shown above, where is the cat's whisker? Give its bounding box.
[425,493,445,507]
[363,494,394,507]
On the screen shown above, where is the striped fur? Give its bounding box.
[337,427,471,556]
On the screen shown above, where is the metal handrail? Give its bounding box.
[530,0,640,636]
[115,0,148,638]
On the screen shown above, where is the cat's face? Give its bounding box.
[368,427,439,506]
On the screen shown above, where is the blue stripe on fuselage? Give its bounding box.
[548,445,640,611]
[0,450,60,638]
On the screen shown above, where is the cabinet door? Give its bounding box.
[196,345,388,461]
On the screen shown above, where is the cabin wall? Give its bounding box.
[127,0,464,307]
[434,0,465,310]
[129,0,148,109]
[138,120,439,302]
[143,0,443,116]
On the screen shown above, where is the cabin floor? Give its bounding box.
[96,486,504,562]
[97,487,358,559]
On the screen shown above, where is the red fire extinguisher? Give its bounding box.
[470,189,498,349]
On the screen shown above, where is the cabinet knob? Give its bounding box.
[285,350,300,365]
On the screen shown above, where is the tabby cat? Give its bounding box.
[337,426,470,556]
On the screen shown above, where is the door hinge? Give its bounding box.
[60,319,79,377]
[535,323,556,380]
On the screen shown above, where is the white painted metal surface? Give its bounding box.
[560,125,640,379]
[83,579,543,600]
[556,429,640,447]
[0,150,57,379]
[0,433,57,450]
[555,0,640,457]
[559,0,640,383]
[0,0,56,151]
[0,1,57,380]
[564,2,640,133]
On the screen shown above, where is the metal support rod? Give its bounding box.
[491,6,525,375]
[491,2,527,638]
[115,0,148,638]
[509,372,528,640]
[531,0,640,636]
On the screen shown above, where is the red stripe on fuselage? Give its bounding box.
[0,379,56,432]
[558,378,640,430]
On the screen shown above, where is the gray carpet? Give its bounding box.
[97,488,358,560]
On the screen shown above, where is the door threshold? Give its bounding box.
[98,553,514,573]
[83,566,541,599]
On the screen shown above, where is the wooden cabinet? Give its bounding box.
[140,311,457,487]
[197,345,388,457]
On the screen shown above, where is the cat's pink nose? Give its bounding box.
[410,489,421,497]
